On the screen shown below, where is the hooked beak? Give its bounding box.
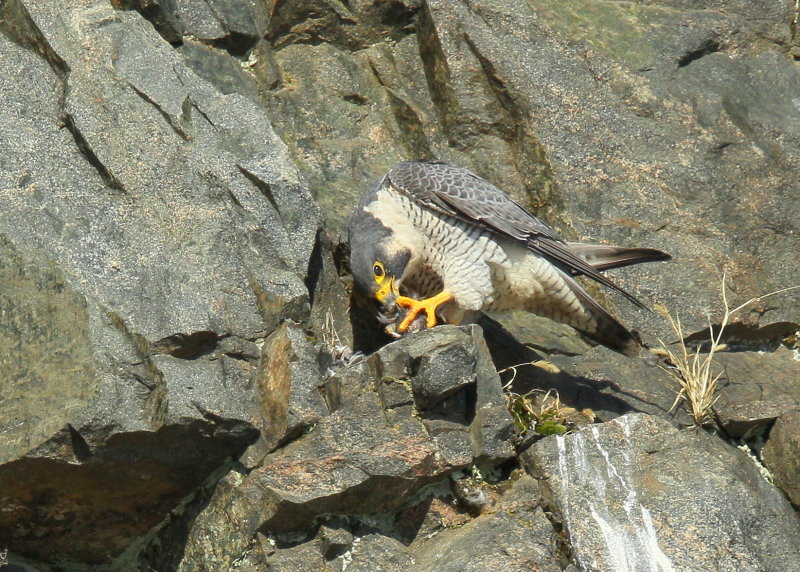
[375,274,400,308]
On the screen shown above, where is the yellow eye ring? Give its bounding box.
[373,262,385,278]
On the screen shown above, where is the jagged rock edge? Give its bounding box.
[0,0,70,79]
[105,309,169,426]
[415,3,460,137]
[367,57,434,159]
[261,465,506,549]
[133,461,245,570]
[0,4,135,194]
[680,320,800,352]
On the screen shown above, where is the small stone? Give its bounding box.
[318,524,354,559]
[339,534,413,572]
[411,342,477,409]
[469,406,516,464]
[378,379,414,410]
[424,419,473,467]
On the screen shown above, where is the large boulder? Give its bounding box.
[522,413,800,572]
[0,0,317,565]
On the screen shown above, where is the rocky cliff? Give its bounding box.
[0,0,799,570]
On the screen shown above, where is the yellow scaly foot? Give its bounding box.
[395,291,455,332]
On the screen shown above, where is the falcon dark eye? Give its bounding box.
[373,263,385,278]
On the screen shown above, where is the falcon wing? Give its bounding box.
[386,160,650,310]
[386,160,562,242]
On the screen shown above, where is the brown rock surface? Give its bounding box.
[763,409,800,508]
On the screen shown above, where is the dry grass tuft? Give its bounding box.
[321,308,345,351]
[656,275,800,427]
[321,308,357,365]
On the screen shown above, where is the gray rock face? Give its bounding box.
[409,475,561,572]
[2,0,800,569]
[172,325,518,570]
[522,413,800,572]
[0,0,316,565]
[713,347,800,438]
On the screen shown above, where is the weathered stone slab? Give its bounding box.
[522,414,800,572]
[763,409,800,508]
[243,320,330,466]
[246,392,445,534]
[713,348,800,438]
[410,475,561,572]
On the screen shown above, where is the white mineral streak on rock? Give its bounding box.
[555,417,674,572]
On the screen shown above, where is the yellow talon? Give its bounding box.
[395,291,455,332]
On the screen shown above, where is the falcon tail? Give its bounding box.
[566,243,671,273]
[559,270,643,357]
[578,309,642,357]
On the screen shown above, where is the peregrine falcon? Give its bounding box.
[348,160,670,357]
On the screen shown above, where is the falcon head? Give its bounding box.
[348,190,411,310]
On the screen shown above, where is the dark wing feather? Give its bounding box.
[386,160,562,242]
[386,160,650,310]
